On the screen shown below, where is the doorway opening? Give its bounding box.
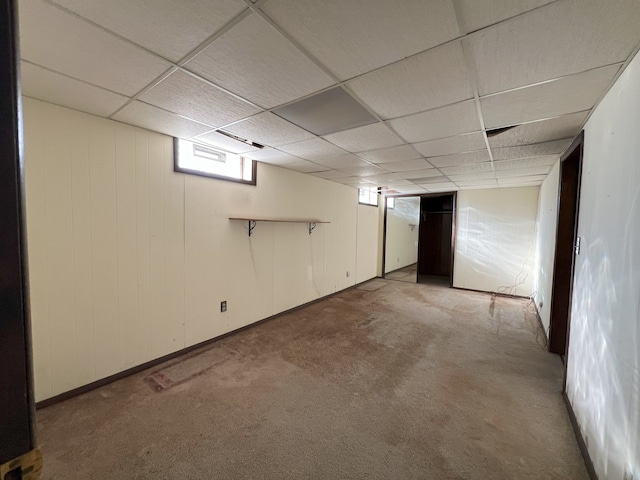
[418,194,455,286]
[549,132,584,357]
[383,193,456,287]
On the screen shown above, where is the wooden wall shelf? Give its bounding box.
[229,217,330,236]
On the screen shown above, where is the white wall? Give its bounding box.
[356,204,379,284]
[534,160,560,336]
[454,187,538,296]
[565,51,640,480]
[23,98,379,401]
[384,197,420,273]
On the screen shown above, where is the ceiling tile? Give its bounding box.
[428,150,491,168]
[272,87,376,136]
[278,138,347,160]
[488,111,588,148]
[381,159,433,172]
[20,0,172,96]
[139,70,261,129]
[284,161,329,173]
[358,172,403,183]
[382,179,415,187]
[457,0,555,33]
[262,0,460,79]
[313,155,371,169]
[459,185,498,190]
[245,149,302,165]
[192,130,261,154]
[390,100,480,143]
[492,139,571,160]
[398,169,442,180]
[333,176,372,185]
[49,0,246,63]
[112,101,212,138]
[492,156,558,170]
[185,14,335,108]
[323,123,403,152]
[468,0,640,95]
[414,176,450,185]
[347,41,473,119]
[481,65,620,128]
[455,179,498,187]
[420,183,457,191]
[448,172,497,182]
[495,166,552,178]
[440,163,495,175]
[311,170,351,179]
[412,132,486,157]
[498,175,548,185]
[222,112,315,147]
[357,145,422,164]
[337,165,387,177]
[21,62,128,117]
[388,186,427,194]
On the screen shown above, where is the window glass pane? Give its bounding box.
[176,139,254,183]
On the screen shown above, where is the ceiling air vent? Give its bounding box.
[215,129,265,149]
[486,125,518,137]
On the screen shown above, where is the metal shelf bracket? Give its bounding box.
[308,222,317,235]
[248,220,257,237]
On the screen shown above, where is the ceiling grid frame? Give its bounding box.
[19,0,640,192]
[451,0,497,189]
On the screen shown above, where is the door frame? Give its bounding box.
[548,132,584,361]
[0,0,41,475]
[382,192,456,286]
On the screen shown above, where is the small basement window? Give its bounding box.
[359,187,378,206]
[174,138,256,185]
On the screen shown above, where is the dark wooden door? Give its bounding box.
[549,133,583,356]
[418,195,454,279]
[0,0,40,472]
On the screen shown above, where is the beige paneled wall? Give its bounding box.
[23,98,379,401]
[454,187,539,296]
[355,204,379,284]
[533,160,560,337]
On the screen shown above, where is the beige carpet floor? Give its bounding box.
[36,279,588,479]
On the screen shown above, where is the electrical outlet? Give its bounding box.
[220,301,227,313]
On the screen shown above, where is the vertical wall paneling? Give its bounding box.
[135,129,153,363]
[23,101,51,400]
[355,204,379,284]
[69,108,95,387]
[115,123,139,369]
[89,115,120,380]
[42,106,77,395]
[534,160,560,336]
[23,99,381,401]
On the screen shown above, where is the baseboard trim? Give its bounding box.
[451,285,530,300]
[563,392,598,480]
[36,277,378,409]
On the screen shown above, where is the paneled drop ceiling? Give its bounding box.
[18,0,640,194]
